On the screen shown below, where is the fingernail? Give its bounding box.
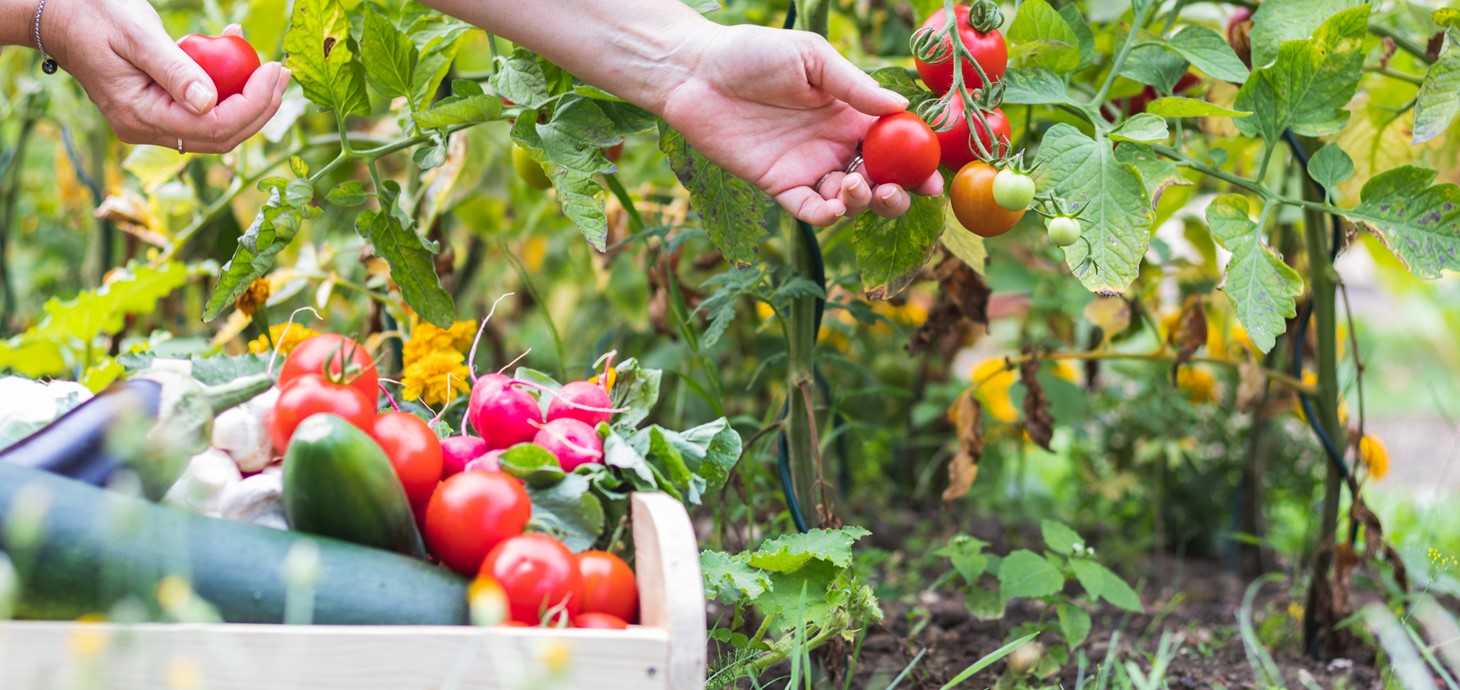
[887,91,910,108]
[880,188,897,200]
[185,82,215,114]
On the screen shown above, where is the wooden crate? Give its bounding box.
[0,493,706,690]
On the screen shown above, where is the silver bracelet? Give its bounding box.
[33,0,58,74]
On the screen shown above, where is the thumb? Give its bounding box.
[805,36,909,116]
[126,30,218,115]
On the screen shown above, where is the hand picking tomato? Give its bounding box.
[933,99,1010,171]
[577,550,638,623]
[862,112,940,189]
[369,411,445,506]
[914,6,1008,96]
[991,168,1036,211]
[177,34,261,101]
[278,334,379,405]
[951,161,1025,238]
[574,612,629,630]
[269,374,376,452]
[480,534,584,626]
[426,471,531,576]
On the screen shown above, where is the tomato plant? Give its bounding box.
[1045,216,1081,247]
[990,167,1034,211]
[932,99,1009,171]
[176,34,261,101]
[913,5,1007,95]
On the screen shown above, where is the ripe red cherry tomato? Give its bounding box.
[369,411,445,506]
[269,374,376,452]
[426,471,532,576]
[914,6,1008,96]
[480,534,584,626]
[278,334,379,405]
[862,112,940,188]
[176,34,261,101]
[577,550,638,623]
[933,100,1011,171]
[574,612,629,630]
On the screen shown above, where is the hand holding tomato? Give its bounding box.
[31,3,290,153]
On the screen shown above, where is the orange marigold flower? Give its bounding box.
[248,323,321,356]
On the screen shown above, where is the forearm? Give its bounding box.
[417,0,711,115]
[1,0,37,47]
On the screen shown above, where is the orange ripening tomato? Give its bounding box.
[950,161,1025,238]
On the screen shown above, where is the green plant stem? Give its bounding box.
[1091,0,1157,108]
[1152,144,1366,221]
[1300,192,1345,657]
[1369,24,1432,65]
[603,173,647,233]
[1371,66,1426,86]
[745,620,846,675]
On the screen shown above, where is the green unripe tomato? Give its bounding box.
[1047,216,1081,247]
[991,169,1035,211]
[511,145,553,189]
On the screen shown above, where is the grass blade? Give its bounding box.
[938,631,1040,690]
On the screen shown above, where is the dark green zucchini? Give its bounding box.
[0,462,468,625]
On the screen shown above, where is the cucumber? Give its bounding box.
[0,463,469,624]
[283,414,427,559]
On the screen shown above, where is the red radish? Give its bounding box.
[466,450,505,473]
[533,418,604,472]
[468,373,542,450]
[441,436,489,479]
[546,381,614,428]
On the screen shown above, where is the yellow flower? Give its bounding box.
[1052,360,1079,385]
[446,321,477,353]
[1293,372,1348,423]
[588,367,617,391]
[403,320,478,364]
[969,358,1019,423]
[248,323,321,356]
[1229,323,1254,353]
[755,302,776,321]
[1358,433,1389,480]
[523,236,549,273]
[401,349,472,407]
[1176,367,1219,404]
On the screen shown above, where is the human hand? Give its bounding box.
[41,0,289,153]
[657,24,943,226]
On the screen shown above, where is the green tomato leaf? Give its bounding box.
[514,118,610,251]
[870,67,930,105]
[941,225,988,276]
[355,182,456,327]
[1414,32,1460,145]
[1070,559,1142,612]
[526,474,605,552]
[853,194,945,300]
[1112,142,1192,208]
[658,122,775,267]
[1007,0,1080,73]
[1058,602,1092,647]
[1306,142,1355,199]
[360,7,418,101]
[749,526,871,573]
[498,443,568,487]
[1233,6,1369,141]
[327,180,371,206]
[405,14,472,109]
[1248,0,1366,68]
[412,80,504,129]
[1109,113,1169,143]
[1041,521,1084,555]
[204,180,318,321]
[283,0,370,118]
[488,49,551,109]
[1001,68,1078,106]
[1205,195,1302,354]
[1120,44,1188,92]
[1436,9,1460,30]
[1038,125,1153,294]
[1145,96,1252,119]
[701,550,770,604]
[965,587,1006,620]
[1058,5,1096,70]
[1166,26,1250,83]
[998,550,1065,602]
[1344,167,1460,279]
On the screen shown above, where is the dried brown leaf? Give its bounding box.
[909,254,990,357]
[942,390,983,502]
[1169,296,1208,383]
[1021,351,1055,452]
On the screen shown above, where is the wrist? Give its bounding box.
[623,17,719,117]
[0,0,35,47]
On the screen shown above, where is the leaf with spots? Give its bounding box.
[1233,6,1368,142]
[1343,167,1460,279]
[852,194,945,300]
[1205,195,1302,353]
[658,122,774,267]
[1037,125,1152,294]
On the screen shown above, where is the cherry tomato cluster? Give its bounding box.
[270,334,639,630]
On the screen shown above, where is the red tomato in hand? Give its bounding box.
[177,34,261,101]
[480,534,584,625]
[914,6,1008,96]
[933,100,1011,171]
[577,550,638,623]
[574,612,629,630]
[369,411,445,506]
[269,374,376,452]
[862,112,940,188]
[426,471,531,576]
[278,334,379,404]
[951,161,1025,238]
